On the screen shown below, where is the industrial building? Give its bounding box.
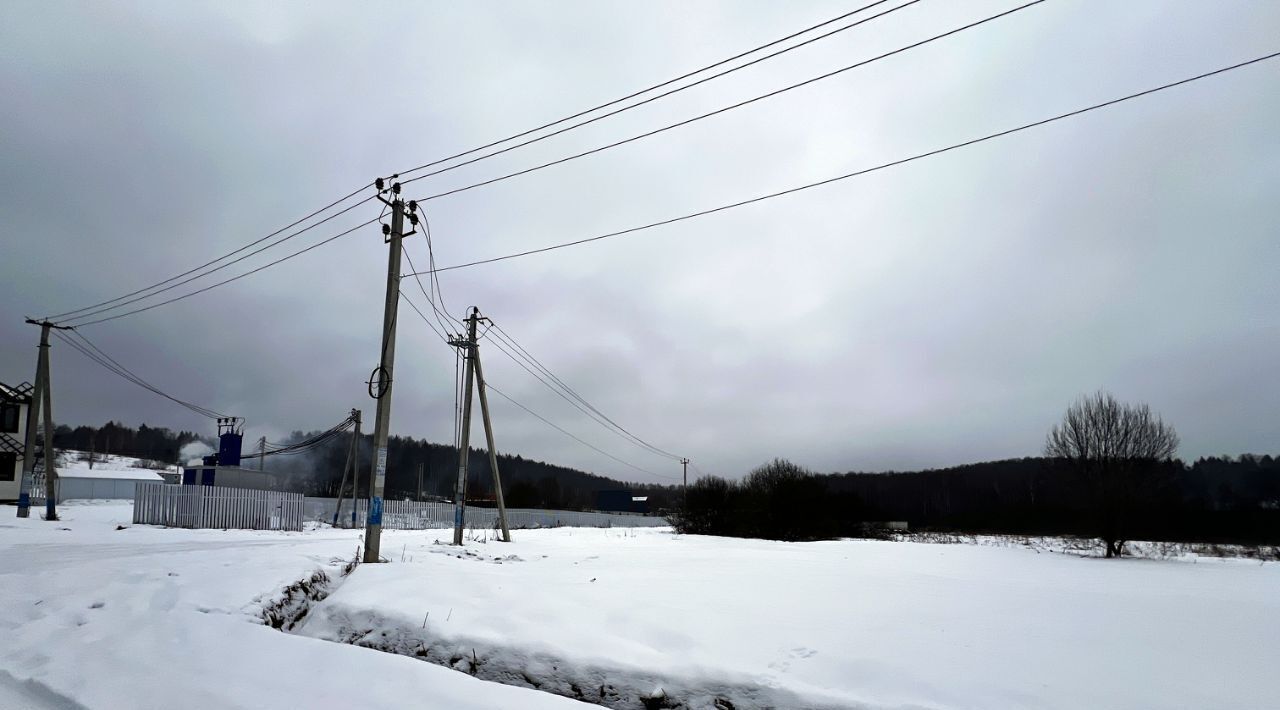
[181,417,285,492]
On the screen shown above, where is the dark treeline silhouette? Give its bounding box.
[831,454,1280,545]
[284,431,681,511]
[53,421,204,464]
[52,420,680,512]
[674,455,1279,545]
[670,459,867,541]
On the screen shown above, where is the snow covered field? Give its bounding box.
[3,502,1277,709]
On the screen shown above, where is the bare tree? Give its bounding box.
[1045,392,1180,557]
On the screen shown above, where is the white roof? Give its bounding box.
[58,468,165,481]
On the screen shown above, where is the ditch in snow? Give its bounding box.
[260,562,844,710]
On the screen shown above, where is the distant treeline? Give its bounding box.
[831,455,1280,545]
[675,455,1280,545]
[53,421,204,465]
[51,421,680,511]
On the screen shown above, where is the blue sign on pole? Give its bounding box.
[369,496,383,526]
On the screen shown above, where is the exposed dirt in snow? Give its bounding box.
[259,557,358,630]
[294,602,842,710]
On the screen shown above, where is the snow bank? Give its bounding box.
[4,505,1276,710]
[0,502,586,709]
[298,528,1280,710]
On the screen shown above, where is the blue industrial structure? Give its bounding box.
[216,417,242,467]
[595,489,649,514]
[181,417,280,491]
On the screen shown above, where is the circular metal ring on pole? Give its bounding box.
[367,366,391,399]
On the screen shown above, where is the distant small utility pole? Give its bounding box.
[681,458,690,504]
[449,307,511,543]
[332,409,361,528]
[416,461,424,502]
[17,319,73,521]
[257,436,266,471]
[363,180,415,563]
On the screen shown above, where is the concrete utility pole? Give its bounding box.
[363,181,410,563]
[473,344,511,542]
[451,309,479,545]
[18,319,71,520]
[450,308,511,544]
[257,437,266,471]
[332,409,360,528]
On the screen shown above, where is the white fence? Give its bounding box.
[305,497,668,530]
[133,482,304,531]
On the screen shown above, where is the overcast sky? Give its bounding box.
[2,0,1277,483]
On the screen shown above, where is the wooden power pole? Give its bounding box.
[363,181,411,563]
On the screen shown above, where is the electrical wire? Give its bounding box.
[399,0,920,189]
[484,323,684,461]
[37,0,1015,328]
[406,50,1280,277]
[41,1,906,327]
[396,1,901,183]
[53,329,226,419]
[72,216,380,327]
[403,240,457,338]
[243,412,358,459]
[485,383,678,480]
[49,193,377,325]
[407,0,1032,205]
[398,291,679,481]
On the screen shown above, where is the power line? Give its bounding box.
[485,322,684,461]
[408,0,1032,204]
[72,216,380,327]
[485,383,678,480]
[242,412,358,458]
[402,230,459,338]
[41,1,905,328]
[396,1,901,183]
[58,197,377,326]
[482,331,678,462]
[52,329,226,419]
[399,0,920,189]
[399,291,452,345]
[406,51,1280,277]
[398,291,678,481]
